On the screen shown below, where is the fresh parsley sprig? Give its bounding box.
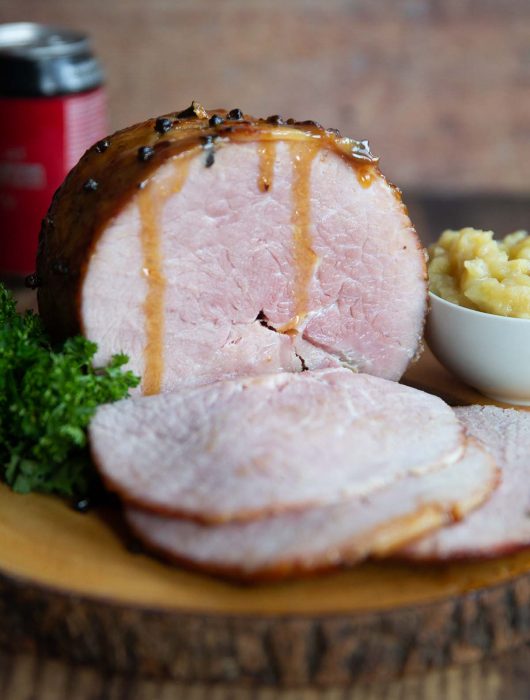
[0,284,140,496]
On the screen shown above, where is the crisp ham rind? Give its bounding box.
[125,439,497,581]
[403,405,530,560]
[89,368,466,523]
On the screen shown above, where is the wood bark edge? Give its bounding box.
[0,569,529,686]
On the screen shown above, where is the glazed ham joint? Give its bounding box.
[37,102,427,391]
[37,103,511,580]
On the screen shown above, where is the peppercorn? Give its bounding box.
[83,178,99,192]
[52,260,69,276]
[209,114,224,127]
[155,117,172,134]
[72,497,91,513]
[138,146,155,162]
[227,108,243,120]
[94,139,110,153]
[24,273,40,289]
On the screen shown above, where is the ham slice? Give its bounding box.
[37,103,427,393]
[125,439,497,581]
[89,368,466,523]
[403,405,530,560]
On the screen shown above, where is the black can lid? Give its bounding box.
[0,23,104,97]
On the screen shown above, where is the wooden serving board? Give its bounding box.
[1,348,530,688]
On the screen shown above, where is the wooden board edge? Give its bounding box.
[1,566,530,686]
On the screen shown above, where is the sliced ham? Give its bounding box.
[37,104,427,393]
[89,368,466,523]
[125,439,497,581]
[403,405,530,560]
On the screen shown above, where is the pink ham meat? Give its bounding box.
[36,104,427,394]
[403,405,530,560]
[125,439,497,581]
[89,368,466,522]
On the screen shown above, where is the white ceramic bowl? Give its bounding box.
[426,291,530,405]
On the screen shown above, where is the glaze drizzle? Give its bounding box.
[257,141,276,192]
[138,158,191,394]
[284,141,320,330]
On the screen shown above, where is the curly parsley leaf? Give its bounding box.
[0,284,140,497]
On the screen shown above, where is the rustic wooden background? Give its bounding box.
[1,0,530,196]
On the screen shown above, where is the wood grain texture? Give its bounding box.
[1,0,529,193]
[1,563,529,687]
[2,645,530,699]
[0,540,530,687]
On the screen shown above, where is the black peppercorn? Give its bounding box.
[209,114,224,127]
[155,117,172,134]
[138,146,155,162]
[297,119,322,129]
[227,108,243,120]
[24,273,40,289]
[72,497,91,513]
[94,139,110,153]
[83,178,98,192]
[52,260,69,276]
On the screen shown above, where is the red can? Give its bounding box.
[0,23,108,277]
